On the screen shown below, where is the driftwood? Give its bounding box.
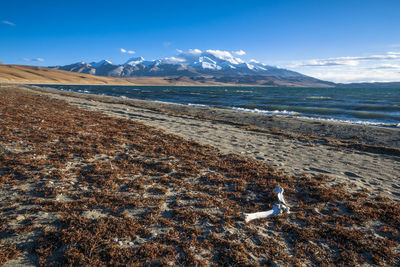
[244,187,290,222]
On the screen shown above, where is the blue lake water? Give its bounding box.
[34,84,400,127]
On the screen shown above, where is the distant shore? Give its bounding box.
[0,64,264,87]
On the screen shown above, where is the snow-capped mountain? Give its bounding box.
[90,59,113,68]
[52,49,333,87]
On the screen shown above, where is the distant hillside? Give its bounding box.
[336,82,400,88]
[0,65,136,85]
[0,65,228,86]
[0,64,334,87]
[3,64,399,88]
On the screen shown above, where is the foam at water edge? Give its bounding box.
[232,107,300,116]
[153,100,184,105]
[298,116,400,127]
[232,107,399,127]
[188,103,208,107]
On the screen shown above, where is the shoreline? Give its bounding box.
[24,84,400,149]
[31,83,399,129]
[7,83,400,201]
[1,84,399,265]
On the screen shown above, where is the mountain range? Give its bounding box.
[52,50,334,87]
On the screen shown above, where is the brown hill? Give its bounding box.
[0,64,333,87]
[0,64,136,85]
[0,65,239,86]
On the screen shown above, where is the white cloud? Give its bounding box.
[188,48,202,54]
[306,69,400,83]
[369,64,400,70]
[21,58,44,62]
[293,52,400,68]
[284,51,400,82]
[233,50,246,56]
[174,49,246,65]
[2,20,15,26]
[174,49,202,62]
[163,57,186,64]
[205,49,244,64]
[120,48,135,54]
[205,49,233,59]
[291,60,358,67]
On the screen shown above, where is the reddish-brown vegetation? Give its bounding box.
[0,243,20,265]
[0,86,399,266]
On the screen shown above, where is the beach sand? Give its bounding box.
[22,84,400,200]
[1,84,399,266]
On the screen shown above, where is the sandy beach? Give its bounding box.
[22,84,400,200]
[1,84,399,266]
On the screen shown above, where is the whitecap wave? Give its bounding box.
[298,116,399,127]
[232,107,398,127]
[188,103,208,107]
[232,107,299,116]
[305,96,332,100]
[153,100,183,105]
[235,90,253,93]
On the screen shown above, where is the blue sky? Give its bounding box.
[1,0,400,82]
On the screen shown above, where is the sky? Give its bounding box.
[1,0,400,83]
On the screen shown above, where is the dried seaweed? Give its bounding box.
[0,86,399,266]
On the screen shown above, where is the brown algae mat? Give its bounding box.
[0,87,399,266]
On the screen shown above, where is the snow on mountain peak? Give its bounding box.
[55,49,318,83]
[170,49,250,70]
[91,59,113,68]
[66,49,278,74]
[73,61,88,65]
[245,63,254,70]
[125,57,144,66]
[194,56,221,70]
[204,49,244,65]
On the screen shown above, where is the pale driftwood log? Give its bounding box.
[244,187,290,223]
